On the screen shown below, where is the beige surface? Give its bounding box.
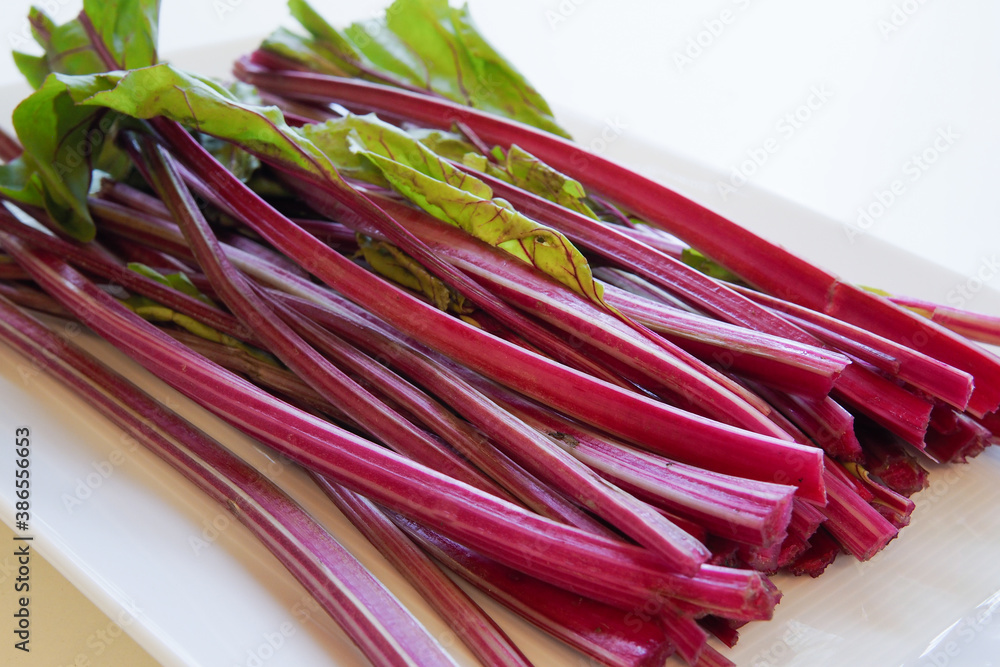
[0,520,160,667]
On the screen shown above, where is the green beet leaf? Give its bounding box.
[463,144,599,220]
[408,128,479,162]
[0,158,44,210]
[61,65,342,188]
[299,117,389,186]
[12,52,52,90]
[9,75,123,241]
[82,0,161,69]
[341,119,604,306]
[503,145,598,219]
[17,0,159,87]
[129,263,215,304]
[344,114,493,198]
[259,28,356,77]
[269,0,570,138]
[62,64,602,306]
[1,1,163,240]
[195,83,263,183]
[285,0,364,76]
[681,247,744,284]
[289,0,361,58]
[25,7,106,82]
[357,236,471,314]
[446,3,567,138]
[11,7,105,91]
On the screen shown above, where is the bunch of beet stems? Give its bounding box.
[120,107,833,502]
[0,46,993,667]
[0,109,963,665]
[0,278,691,667]
[246,59,1000,465]
[214,54,992,512]
[0,146,952,663]
[9,98,928,520]
[0,204,761,666]
[585,221,1000,353]
[0,153,944,656]
[0,134,843,663]
[0,133,809,666]
[1,168,799,567]
[234,52,999,419]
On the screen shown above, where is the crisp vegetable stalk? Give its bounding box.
[14,187,709,553]
[346,192,798,436]
[818,461,898,560]
[0,207,256,342]
[490,388,797,548]
[51,194,807,540]
[746,381,864,462]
